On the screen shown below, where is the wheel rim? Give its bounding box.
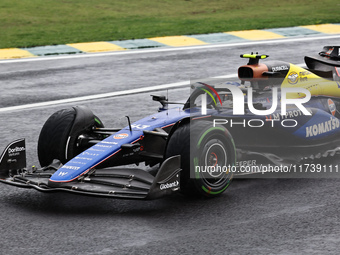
[201,139,229,187]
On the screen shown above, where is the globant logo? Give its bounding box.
[160,181,179,190]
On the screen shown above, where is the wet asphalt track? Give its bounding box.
[1,37,340,254]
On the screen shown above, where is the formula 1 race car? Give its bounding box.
[1,46,340,199]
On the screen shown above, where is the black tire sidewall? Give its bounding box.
[37,108,104,167]
[165,120,235,197]
[38,108,76,167]
[191,124,235,196]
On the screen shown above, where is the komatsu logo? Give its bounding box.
[306,118,340,137]
[160,181,179,190]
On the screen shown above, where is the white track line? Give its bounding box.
[0,74,238,113]
[0,34,340,64]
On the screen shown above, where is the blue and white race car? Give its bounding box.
[1,46,340,199]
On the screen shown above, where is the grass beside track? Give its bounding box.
[1,0,340,49]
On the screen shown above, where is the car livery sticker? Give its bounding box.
[113,133,129,139]
[287,71,299,84]
[293,109,340,139]
[328,99,336,116]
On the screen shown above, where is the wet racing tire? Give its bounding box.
[165,120,236,197]
[37,106,104,167]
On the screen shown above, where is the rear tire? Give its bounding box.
[37,106,104,167]
[165,120,235,197]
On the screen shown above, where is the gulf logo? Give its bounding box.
[328,99,336,116]
[113,133,129,139]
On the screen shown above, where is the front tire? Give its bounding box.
[165,120,236,197]
[37,106,104,167]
